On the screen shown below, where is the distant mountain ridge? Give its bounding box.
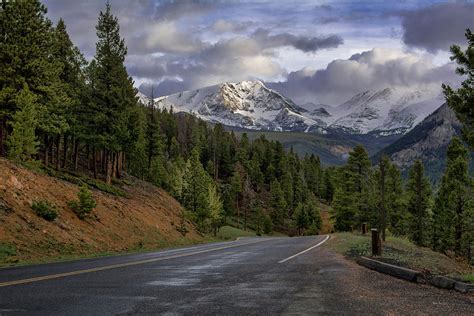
[138,80,444,137]
[372,103,466,180]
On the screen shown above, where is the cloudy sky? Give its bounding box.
[43,0,474,105]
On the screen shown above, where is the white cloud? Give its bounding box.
[269,48,458,105]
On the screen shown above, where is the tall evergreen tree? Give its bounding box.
[181,148,212,229]
[6,88,40,163]
[347,145,372,227]
[442,29,474,149]
[90,2,137,184]
[375,155,390,241]
[386,164,408,236]
[0,0,68,159]
[270,179,287,226]
[433,138,473,257]
[53,18,87,169]
[406,160,432,246]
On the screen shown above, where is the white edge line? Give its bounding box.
[278,235,330,263]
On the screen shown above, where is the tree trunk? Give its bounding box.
[55,136,60,170]
[123,154,126,174]
[101,149,106,174]
[380,159,386,242]
[69,136,75,165]
[73,141,79,171]
[236,200,240,229]
[93,147,98,179]
[112,152,117,179]
[105,151,112,185]
[244,207,247,231]
[117,151,122,179]
[44,135,49,166]
[86,144,90,170]
[455,202,463,256]
[50,137,55,167]
[62,134,68,169]
[0,118,6,156]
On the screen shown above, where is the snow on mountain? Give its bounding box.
[138,81,444,136]
[372,103,463,181]
[136,91,151,105]
[326,87,443,134]
[152,80,327,132]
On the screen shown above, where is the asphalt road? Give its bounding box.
[0,236,472,315]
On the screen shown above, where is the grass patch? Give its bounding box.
[328,232,473,278]
[216,225,259,240]
[0,243,16,262]
[43,167,127,197]
[463,273,474,283]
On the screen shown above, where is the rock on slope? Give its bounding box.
[0,158,201,264]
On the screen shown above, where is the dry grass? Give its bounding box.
[327,232,473,281]
[0,158,204,266]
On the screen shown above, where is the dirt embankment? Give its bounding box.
[0,158,203,265]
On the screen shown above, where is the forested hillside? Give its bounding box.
[0,1,473,262]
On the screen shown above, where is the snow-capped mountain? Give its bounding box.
[150,81,326,132]
[372,103,464,181]
[138,81,444,136]
[323,87,443,135]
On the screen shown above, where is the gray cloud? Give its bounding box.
[400,3,474,52]
[153,0,217,21]
[252,28,343,53]
[211,19,251,33]
[132,27,343,96]
[268,48,459,105]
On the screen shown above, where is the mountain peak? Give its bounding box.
[140,82,444,136]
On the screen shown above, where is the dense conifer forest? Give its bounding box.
[1,1,472,261]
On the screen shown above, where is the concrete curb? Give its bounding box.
[356,256,421,282]
[356,256,473,294]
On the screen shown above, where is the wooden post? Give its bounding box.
[362,223,367,235]
[371,228,382,256]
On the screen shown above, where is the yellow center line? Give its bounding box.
[0,239,271,287]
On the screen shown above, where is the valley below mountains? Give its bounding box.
[139,80,456,178]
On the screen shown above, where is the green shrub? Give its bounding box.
[84,179,126,197]
[0,243,16,261]
[68,185,97,219]
[31,201,58,221]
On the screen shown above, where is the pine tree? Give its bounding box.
[306,193,322,234]
[442,29,474,149]
[7,88,40,162]
[347,145,372,228]
[294,203,309,235]
[230,165,244,228]
[52,18,87,169]
[333,169,356,231]
[321,168,334,202]
[433,138,473,257]
[0,0,69,159]
[181,148,212,229]
[270,179,287,226]
[406,160,432,246]
[145,89,163,169]
[90,2,137,184]
[207,184,224,235]
[386,164,408,236]
[375,155,390,241]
